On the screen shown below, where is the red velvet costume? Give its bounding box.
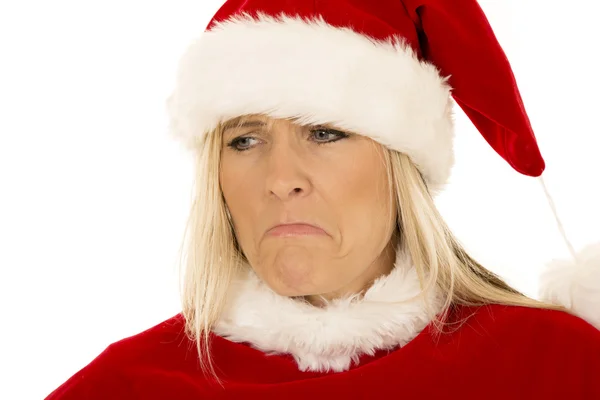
[46,304,600,399]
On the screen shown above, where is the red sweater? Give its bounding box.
[46,304,600,399]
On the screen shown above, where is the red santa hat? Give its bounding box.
[166,0,599,328]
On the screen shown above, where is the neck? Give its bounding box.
[303,238,398,307]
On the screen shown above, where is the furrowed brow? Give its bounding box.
[222,118,267,132]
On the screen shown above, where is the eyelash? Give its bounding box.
[226,128,349,152]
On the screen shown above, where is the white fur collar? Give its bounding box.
[214,246,442,372]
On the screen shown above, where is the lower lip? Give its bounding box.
[267,224,328,237]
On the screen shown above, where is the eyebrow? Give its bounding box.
[222,119,267,132]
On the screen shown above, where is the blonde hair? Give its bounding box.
[177,115,566,378]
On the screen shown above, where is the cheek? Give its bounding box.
[220,156,256,210]
[220,161,263,249]
[329,158,392,236]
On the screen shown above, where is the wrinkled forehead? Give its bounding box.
[220,114,350,134]
[222,114,288,129]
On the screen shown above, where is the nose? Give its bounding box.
[265,141,311,201]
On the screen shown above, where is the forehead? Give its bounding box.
[221,114,352,134]
[222,114,297,130]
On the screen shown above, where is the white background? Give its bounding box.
[1,1,598,398]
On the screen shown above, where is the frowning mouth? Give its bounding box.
[266,223,328,237]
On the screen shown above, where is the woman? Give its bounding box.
[46,0,600,399]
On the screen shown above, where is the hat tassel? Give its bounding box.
[538,176,600,328]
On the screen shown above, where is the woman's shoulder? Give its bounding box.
[45,313,191,400]
[449,303,600,355]
[106,312,189,357]
[464,303,599,334]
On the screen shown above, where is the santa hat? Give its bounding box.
[166,0,599,328]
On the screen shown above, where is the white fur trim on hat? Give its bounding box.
[166,13,455,192]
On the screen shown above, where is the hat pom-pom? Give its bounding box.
[539,243,600,329]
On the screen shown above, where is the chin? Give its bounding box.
[267,271,342,299]
[270,285,308,298]
[253,248,344,297]
[269,276,319,297]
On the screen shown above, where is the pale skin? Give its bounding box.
[219,114,398,306]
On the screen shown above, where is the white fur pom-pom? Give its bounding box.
[539,243,600,329]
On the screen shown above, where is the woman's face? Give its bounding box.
[220,115,398,302]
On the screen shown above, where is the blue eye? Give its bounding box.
[227,136,259,152]
[310,127,350,144]
[310,128,349,144]
[226,128,349,152]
